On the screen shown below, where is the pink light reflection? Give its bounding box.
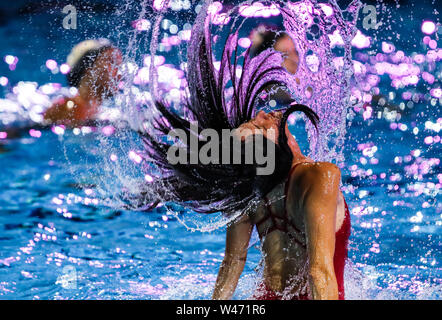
[46,59,57,70]
[238,37,251,48]
[132,19,151,31]
[153,0,169,11]
[101,125,115,136]
[430,88,442,98]
[421,21,436,35]
[352,30,371,49]
[60,63,71,74]
[129,151,143,164]
[29,129,42,138]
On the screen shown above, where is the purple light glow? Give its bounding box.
[59,63,70,74]
[29,129,42,138]
[45,59,57,71]
[329,30,344,47]
[318,3,333,17]
[363,106,372,120]
[132,19,151,31]
[179,30,191,41]
[41,83,61,95]
[129,151,143,164]
[207,1,222,15]
[422,72,435,84]
[424,136,434,145]
[430,88,442,98]
[391,50,405,63]
[4,55,18,65]
[143,55,165,67]
[0,132,7,139]
[421,21,436,35]
[352,30,371,49]
[211,13,230,25]
[135,67,150,84]
[413,54,425,64]
[402,91,412,100]
[51,126,65,135]
[382,42,395,53]
[353,61,366,75]
[362,93,372,103]
[333,57,344,69]
[207,1,230,25]
[239,3,280,18]
[167,35,181,46]
[101,125,115,136]
[0,76,8,86]
[153,0,169,11]
[426,50,439,62]
[428,40,437,50]
[238,37,251,48]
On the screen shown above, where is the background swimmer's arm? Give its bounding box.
[44,98,89,126]
[297,163,340,300]
[212,214,253,300]
[44,99,72,125]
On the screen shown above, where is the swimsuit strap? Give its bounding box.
[283,162,310,209]
[336,198,351,236]
[284,162,309,237]
[255,162,311,247]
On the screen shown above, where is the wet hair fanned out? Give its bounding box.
[137,17,319,215]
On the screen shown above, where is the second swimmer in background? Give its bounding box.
[44,39,122,126]
[248,25,304,105]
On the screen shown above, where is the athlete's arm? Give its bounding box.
[212,214,253,300]
[293,162,341,300]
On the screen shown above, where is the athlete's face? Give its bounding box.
[237,110,283,144]
[274,35,299,74]
[237,110,300,157]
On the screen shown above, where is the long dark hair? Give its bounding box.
[136,20,319,215]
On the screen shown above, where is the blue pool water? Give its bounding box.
[0,0,441,299]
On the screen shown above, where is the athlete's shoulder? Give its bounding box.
[293,161,341,185]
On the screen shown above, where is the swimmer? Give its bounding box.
[44,39,122,126]
[249,25,303,104]
[250,24,299,75]
[251,25,398,112]
[211,108,350,300]
[138,25,350,300]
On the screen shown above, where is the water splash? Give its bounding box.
[40,0,366,234]
[279,0,362,162]
[125,0,363,232]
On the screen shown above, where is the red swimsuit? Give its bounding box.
[253,163,351,300]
